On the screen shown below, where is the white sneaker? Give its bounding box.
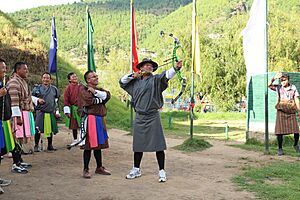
[159,169,167,182]
[126,167,141,179]
[11,164,28,174]
[0,178,11,187]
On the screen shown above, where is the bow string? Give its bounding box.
[160,31,187,104]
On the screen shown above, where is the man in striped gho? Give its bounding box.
[7,61,35,173]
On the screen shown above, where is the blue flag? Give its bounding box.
[48,16,57,73]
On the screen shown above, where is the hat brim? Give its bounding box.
[281,73,289,79]
[136,60,158,72]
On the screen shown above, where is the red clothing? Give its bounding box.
[64,83,81,129]
[64,83,81,107]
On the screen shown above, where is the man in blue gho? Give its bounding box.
[120,58,183,183]
[32,72,60,152]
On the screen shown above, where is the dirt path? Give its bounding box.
[0,125,290,200]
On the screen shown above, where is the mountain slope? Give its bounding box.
[6,0,300,111]
[0,10,131,129]
[141,0,300,110]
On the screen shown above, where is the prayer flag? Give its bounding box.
[48,16,57,73]
[87,8,96,72]
[241,0,267,77]
[131,0,139,72]
[192,0,201,75]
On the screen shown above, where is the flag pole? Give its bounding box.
[129,0,134,134]
[264,0,269,153]
[54,15,59,89]
[86,6,88,71]
[190,66,194,139]
[190,0,197,139]
[86,6,89,72]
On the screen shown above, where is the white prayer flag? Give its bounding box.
[241,0,267,77]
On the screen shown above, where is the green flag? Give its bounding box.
[87,7,96,72]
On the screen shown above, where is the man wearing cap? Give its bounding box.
[120,58,183,182]
[268,72,300,156]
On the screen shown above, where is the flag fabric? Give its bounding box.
[48,16,57,73]
[192,0,200,75]
[131,0,139,72]
[87,8,96,72]
[241,0,267,77]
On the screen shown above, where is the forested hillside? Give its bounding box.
[0,11,81,87]
[142,0,300,110]
[6,0,300,111]
[0,10,131,129]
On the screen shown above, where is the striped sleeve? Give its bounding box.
[92,97,102,104]
[7,79,20,107]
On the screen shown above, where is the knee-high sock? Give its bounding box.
[93,149,102,168]
[277,135,283,149]
[12,144,23,165]
[134,152,143,168]
[83,150,91,170]
[156,151,165,170]
[47,134,53,147]
[72,129,78,140]
[294,133,299,146]
[35,131,40,146]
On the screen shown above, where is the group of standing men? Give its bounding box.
[0,59,35,193]
[0,59,67,194]
[0,57,183,194]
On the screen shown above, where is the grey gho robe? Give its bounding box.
[120,72,172,152]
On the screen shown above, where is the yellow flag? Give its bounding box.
[192,0,201,75]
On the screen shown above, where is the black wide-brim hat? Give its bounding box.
[281,72,289,79]
[136,58,158,72]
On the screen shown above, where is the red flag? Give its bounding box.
[131,2,139,72]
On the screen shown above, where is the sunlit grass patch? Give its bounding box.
[233,162,300,200]
[173,138,212,152]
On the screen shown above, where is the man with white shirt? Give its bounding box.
[63,72,81,144]
[32,72,60,152]
[7,61,34,174]
[77,71,111,178]
[119,58,183,183]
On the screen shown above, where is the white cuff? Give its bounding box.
[94,90,107,100]
[11,106,22,117]
[32,96,39,106]
[55,98,58,103]
[64,106,70,114]
[166,67,176,79]
[120,73,134,84]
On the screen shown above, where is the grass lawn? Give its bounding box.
[230,137,300,157]
[234,161,300,200]
[231,137,300,199]
[161,111,246,141]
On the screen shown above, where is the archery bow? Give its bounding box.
[67,111,87,150]
[160,31,187,104]
[67,83,88,150]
